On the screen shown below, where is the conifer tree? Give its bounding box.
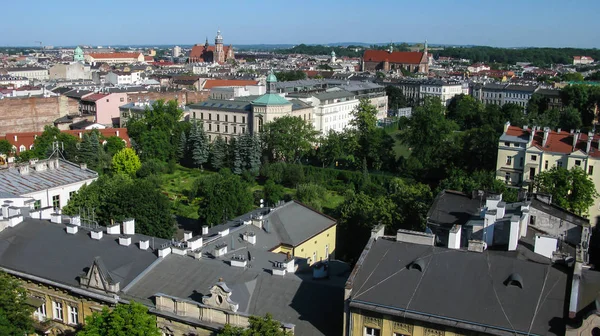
[178,132,187,162]
[230,138,242,175]
[210,136,228,170]
[188,121,209,169]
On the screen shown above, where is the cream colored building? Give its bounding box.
[496,122,600,224]
[84,52,145,64]
[188,72,312,143]
[4,67,49,81]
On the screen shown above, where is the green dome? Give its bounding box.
[252,93,291,106]
[266,71,277,83]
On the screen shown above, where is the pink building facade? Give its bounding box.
[94,93,128,126]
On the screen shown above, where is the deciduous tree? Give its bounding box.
[218,313,292,336]
[0,271,33,336]
[111,148,142,177]
[77,301,160,336]
[262,115,318,163]
[535,167,598,215]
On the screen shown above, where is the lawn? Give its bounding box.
[386,128,411,159]
[160,165,214,220]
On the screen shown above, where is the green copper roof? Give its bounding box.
[252,93,291,106]
[267,72,278,83]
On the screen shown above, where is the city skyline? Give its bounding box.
[2,0,599,48]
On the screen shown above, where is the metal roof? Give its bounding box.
[349,238,569,336]
[0,159,98,196]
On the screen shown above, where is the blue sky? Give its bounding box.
[2,0,599,48]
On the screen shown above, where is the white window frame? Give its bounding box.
[52,301,63,321]
[68,305,78,325]
[34,301,46,321]
[364,326,380,336]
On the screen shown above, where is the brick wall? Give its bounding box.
[126,91,209,106]
[0,96,77,136]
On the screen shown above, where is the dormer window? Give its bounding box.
[505,273,524,289]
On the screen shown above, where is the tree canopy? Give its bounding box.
[218,313,292,336]
[0,272,33,336]
[262,115,318,163]
[77,301,161,336]
[111,148,142,177]
[534,167,599,216]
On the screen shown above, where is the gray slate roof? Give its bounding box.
[0,218,166,288]
[349,238,569,336]
[124,254,348,336]
[0,159,98,196]
[265,201,336,246]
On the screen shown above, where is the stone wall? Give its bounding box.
[0,96,77,136]
[126,91,208,106]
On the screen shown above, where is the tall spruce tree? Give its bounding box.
[230,137,243,175]
[188,121,209,169]
[178,132,187,163]
[210,136,228,170]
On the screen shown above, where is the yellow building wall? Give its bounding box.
[293,225,336,265]
[20,279,108,335]
[271,245,293,255]
[496,137,600,224]
[351,310,466,336]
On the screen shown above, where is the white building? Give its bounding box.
[84,52,145,64]
[573,56,594,65]
[173,46,182,58]
[420,79,464,106]
[297,90,359,134]
[105,71,142,85]
[0,75,29,88]
[467,63,490,73]
[186,63,214,75]
[0,159,98,212]
[4,67,49,81]
[209,85,266,100]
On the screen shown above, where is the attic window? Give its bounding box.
[505,273,524,289]
[407,259,426,272]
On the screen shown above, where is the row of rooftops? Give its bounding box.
[0,199,346,335]
[502,123,600,157]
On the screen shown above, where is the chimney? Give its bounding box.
[503,121,510,133]
[508,215,520,251]
[468,240,487,253]
[485,194,502,211]
[573,130,580,151]
[51,212,62,224]
[183,231,193,242]
[91,230,103,240]
[496,201,506,220]
[370,223,385,240]
[187,236,203,250]
[542,127,550,147]
[483,209,496,246]
[396,229,435,246]
[219,228,230,237]
[80,163,87,170]
[202,225,209,235]
[66,225,78,235]
[158,244,171,258]
[448,224,462,249]
[119,236,132,246]
[523,125,528,131]
[106,223,121,235]
[214,243,228,257]
[139,240,149,250]
[230,254,247,268]
[557,128,561,133]
[587,138,592,154]
[122,218,135,235]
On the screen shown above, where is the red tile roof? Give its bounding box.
[144,56,154,62]
[202,79,259,89]
[362,50,425,64]
[505,125,600,158]
[81,93,108,102]
[88,52,142,59]
[1,128,130,154]
[189,45,232,60]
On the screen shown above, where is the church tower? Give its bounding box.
[214,30,224,64]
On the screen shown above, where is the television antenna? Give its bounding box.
[49,141,66,160]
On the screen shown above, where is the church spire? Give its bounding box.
[424,39,428,56]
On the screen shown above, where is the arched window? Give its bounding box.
[19,145,26,153]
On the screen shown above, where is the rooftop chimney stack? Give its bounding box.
[508,215,520,251]
[202,225,209,235]
[542,127,550,147]
[183,231,193,242]
[573,130,581,151]
[122,218,135,235]
[448,224,462,249]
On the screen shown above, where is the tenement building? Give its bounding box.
[472,83,538,108]
[0,200,347,335]
[387,78,466,106]
[188,30,235,64]
[496,123,600,225]
[188,72,312,142]
[344,189,596,336]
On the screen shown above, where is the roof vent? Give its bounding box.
[408,259,426,272]
[505,273,524,289]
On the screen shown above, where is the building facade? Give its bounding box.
[188,72,312,143]
[573,56,594,65]
[388,79,465,106]
[3,67,49,81]
[49,62,92,80]
[496,123,600,225]
[472,83,538,108]
[105,71,142,85]
[0,75,29,88]
[84,52,145,64]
